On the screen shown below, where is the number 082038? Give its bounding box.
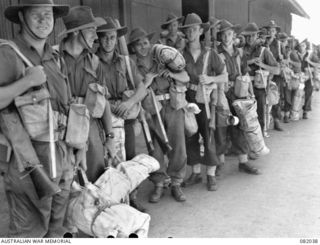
[300,239,318,244]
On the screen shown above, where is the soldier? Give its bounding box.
[263,20,284,131]
[215,19,260,175]
[59,6,115,182]
[180,13,228,191]
[128,27,189,203]
[241,23,280,136]
[159,13,185,52]
[296,39,319,119]
[95,17,147,211]
[0,0,81,237]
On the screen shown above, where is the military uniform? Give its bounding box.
[183,44,225,167]
[243,43,278,130]
[217,44,249,157]
[60,40,108,183]
[96,49,143,160]
[135,54,187,187]
[0,34,74,238]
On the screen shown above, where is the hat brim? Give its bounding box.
[127,32,155,46]
[209,19,222,29]
[241,30,259,36]
[179,23,210,33]
[59,17,105,37]
[127,32,155,55]
[97,26,128,37]
[217,24,241,35]
[263,25,281,32]
[161,16,184,29]
[5,4,69,24]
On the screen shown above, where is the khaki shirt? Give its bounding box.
[242,43,278,76]
[217,44,241,82]
[60,39,107,97]
[0,34,71,115]
[96,49,143,100]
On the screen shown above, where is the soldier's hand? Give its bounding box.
[114,100,134,119]
[105,138,116,159]
[199,74,213,84]
[75,148,87,172]
[25,66,47,87]
[145,72,158,87]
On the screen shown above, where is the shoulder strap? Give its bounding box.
[259,46,266,60]
[0,40,33,68]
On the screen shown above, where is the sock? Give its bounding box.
[206,166,216,176]
[192,164,201,174]
[238,154,248,163]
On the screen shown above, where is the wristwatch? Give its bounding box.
[106,132,115,139]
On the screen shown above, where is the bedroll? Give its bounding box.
[66,154,159,237]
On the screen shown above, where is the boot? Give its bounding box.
[182,173,202,187]
[303,111,308,119]
[171,185,186,202]
[206,175,218,191]
[130,198,147,213]
[274,119,283,131]
[283,115,290,123]
[149,185,164,203]
[239,162,261,175]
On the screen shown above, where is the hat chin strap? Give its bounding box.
[19,11,52,41]
[80,30,93,52]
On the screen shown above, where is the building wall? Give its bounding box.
[126,0,182,40]
[214,0,292,34]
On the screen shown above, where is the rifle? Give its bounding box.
[0,108,60,200]
[115,19,154,154]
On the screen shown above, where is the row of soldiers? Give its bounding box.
[0,0,318,238]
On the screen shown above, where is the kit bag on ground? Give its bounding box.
[84,83,107,118]
[232,99,270,156]
[65,103,90,149]
[66,154,159,237]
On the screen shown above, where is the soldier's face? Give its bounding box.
[299,42,307,53]
[268,27,277,38]
[23,7,54,39]
[185,25,203,42]
[133,37,151,57]
[99,31,117,53]
[221,29,234,46]
[81,27,98,48]
[168,21,179,34]
[245,33,257,46]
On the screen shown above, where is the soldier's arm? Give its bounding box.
[0,48,46,109]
